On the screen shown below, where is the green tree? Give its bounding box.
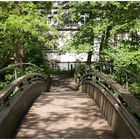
[61,1,140,97]
[0,1,56,68]
[65,2,140,64]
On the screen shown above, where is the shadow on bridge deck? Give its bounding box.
[15,75,116,139]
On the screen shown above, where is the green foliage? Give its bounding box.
[102,41,140,76]
[0,82,7,90]
[50,68,73,77]
[25,66,37,74]
[39,63,50,74]
[75,61,86,75]
[0,63,46,90]
[0,2,61,91]
[66,1,140,98]
[0,1,139,99]
[129,83,140,99]
[5,74,14,82]
[24,45,45,66]
[0,1,57,67]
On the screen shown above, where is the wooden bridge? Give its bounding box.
[0,63,140,138]
[16,75,115,138]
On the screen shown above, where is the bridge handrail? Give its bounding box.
[79,71,140,119]
[0,73,46,110]
[74,71,140,138]
[74,61,140,81]
[75,61,140,94]
[91,62,140,79]
[0,72,48,138]
[0,63,42,73]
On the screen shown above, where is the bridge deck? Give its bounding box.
[15,75,115,138]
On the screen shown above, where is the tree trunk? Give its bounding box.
[99,31,106,58]
[0,55,10,69]
[131,31,139,45]
[87,50,92,65]
[13,38,24,69]
[99,26,112,61]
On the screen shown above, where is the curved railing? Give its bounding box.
[75,61,140,99]
[0,73,47,110]
[0,63,44,90]
[91,62,139,78]
[74,70,140,138]
[0,63,43,81]
[90,62,140,90]
[0,64,50,138]
[0,63,42,73]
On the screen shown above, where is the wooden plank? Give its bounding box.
[85,72,140,118]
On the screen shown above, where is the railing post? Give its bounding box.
[68,62,69,71]
[14,68,17,79]
[70,64,73,76]
[100,65,102,72]
[126,73,128,90]
[110,65,112,74]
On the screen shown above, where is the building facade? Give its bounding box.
[44,2,100,70]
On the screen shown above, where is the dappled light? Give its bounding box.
[0,1,140,139]
[15,75,115,139]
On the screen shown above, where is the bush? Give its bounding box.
[75,62,86,76]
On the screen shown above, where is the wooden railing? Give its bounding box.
[90,62,140,91]
[0,63,42,73]
[0,72,49,138]
[74,70,140,138]
[74,61,140,91]
[0,63,43,80]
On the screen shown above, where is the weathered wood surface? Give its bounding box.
[15,75,115,139]
[81,72,140,118]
